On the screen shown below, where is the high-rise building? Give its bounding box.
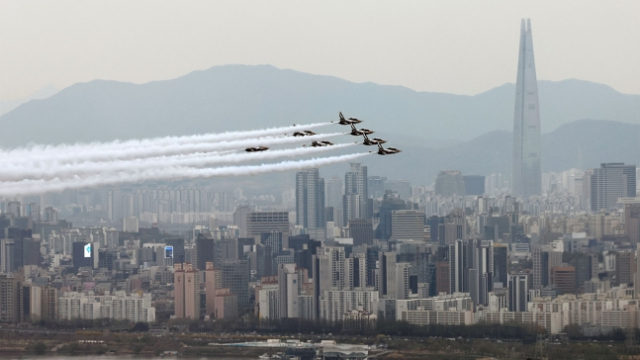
[296,168,326,230]
[325,176,343,211]
[390,210,425,241]
[72,241,94,270]
[512,19,542,197]
[277,263,299,318]
[463,175,485,196]
[508,273,530,312]
[590,163,637,211]
[220,259,250,307]
[205,262,219,317]
[348,219,374,246]
[173,263,200,319]
[195,234,214,271]
[551,266,576,294]
[344,253,368,290]
[435,170,465,197]
[233,205,251,238]
[493,244,508,288]
[375,191,406,241]
[247,212,290,247]
[615,251,636,286]
[625,203,640,245]
[344,163,368,224]
[378,251,397,299]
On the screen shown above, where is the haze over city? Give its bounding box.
[1,1,640,360]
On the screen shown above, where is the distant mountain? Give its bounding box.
[0,65,639,149]
[0,85,58,118]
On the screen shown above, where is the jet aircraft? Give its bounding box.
[291,130,316,137]
[309,141,332,147]
[376,143,401,155]
[245,146,268,152]
[335,112,363,125]
[349,124,374,136]
[362,134,386,146]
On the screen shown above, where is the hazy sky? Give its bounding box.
[1,1,638,100]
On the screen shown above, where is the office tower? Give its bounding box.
[532,245,542,289]
[378,251,397,299]
[438,209,466,246]
[296,168,326,230]
[512,19,542,197]
[395,262,411,300]
[220,259,250,306]
[1,239,14,273]
[508,273,530,312]
[463,175,485,196]
[165,238,185,264]
[625,204,640,245]
[469,268,479,305]
[326,176,343,210]
[547,251,562,286]
[71,241,94,269]
[367,176,387,199]
[348,219,374,246]
[435,170,465,197]
[215,239,238,265]
[551,266,576,294]
[493,244,508,288]
[636,248,640,299]
[195,234,214,271]
[233,205,251,237]
[277,263,299,318]
[615,251,636,286]
[344,163,369,224]
[449,240,464,294]
[589,163,637,211]
[205,262,218,317]
[247,211,290,247]
[390,210,425,241]
[436,260,450,295]
[375,191,406,240]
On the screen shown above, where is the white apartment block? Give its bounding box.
[58,291,155,323]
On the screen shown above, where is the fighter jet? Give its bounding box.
[377,143,401,155]
[309,141,333,147]
[349,123,374,136]
[245,146,268,152]
[291,130,316,137]
[335,112,363,125]
[362,134,386,146]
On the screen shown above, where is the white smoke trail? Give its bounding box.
[0,121,332,159]
[0,132,345,166]
[0,153,371,197]
[0,142,356,181]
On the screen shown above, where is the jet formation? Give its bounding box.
[246,112,401,155]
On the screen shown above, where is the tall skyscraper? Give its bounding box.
[435,170,465,197]
[512,19,542,197]
[296,168,325,230]
[590,163,637,211]
[344,163,368,223]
